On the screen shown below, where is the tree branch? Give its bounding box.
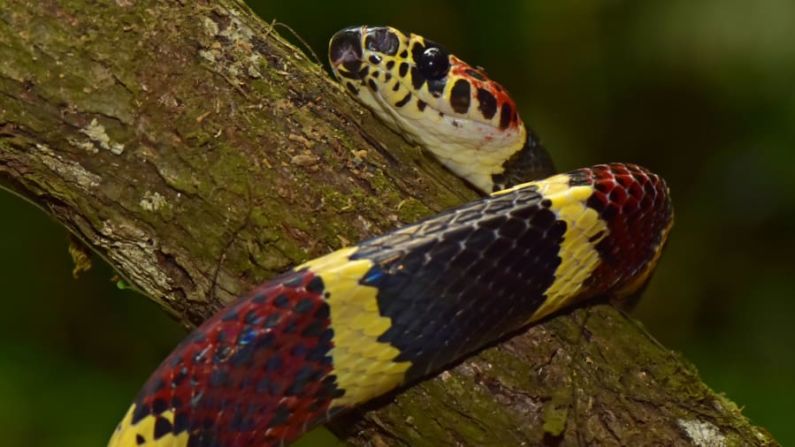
[0,1,777,445]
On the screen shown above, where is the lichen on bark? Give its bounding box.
[0,1,778,445]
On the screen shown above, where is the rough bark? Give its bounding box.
[0,1,777,446]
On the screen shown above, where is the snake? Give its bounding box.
[109,25,673,447]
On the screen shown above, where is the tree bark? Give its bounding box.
[0,1,777,446]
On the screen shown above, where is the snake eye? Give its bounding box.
[417,46,450,80]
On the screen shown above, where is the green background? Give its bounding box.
[1,1,793,445]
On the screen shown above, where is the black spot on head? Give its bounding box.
[364,27,400,55]
[345,82,359,95]
[417,99,427,111]
[136,434,145,445]
[476,88,497,120]
[450,79,471,114]
[398,62,409,77]
[368,79,378,91]
[386,60,395,70]
[385,72,392,82]
[499,102,513,129]
[395,91,412,107]
[410,66,424,90]
[400,49,408,58]
[335,70,356,80]
[427,79,445,98]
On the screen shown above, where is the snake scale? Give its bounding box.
[109,26,673,447]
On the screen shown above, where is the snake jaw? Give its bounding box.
[329,25,529,193]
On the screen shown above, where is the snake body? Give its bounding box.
[109,26,673,447]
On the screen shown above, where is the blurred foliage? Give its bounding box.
[1,0,793,445]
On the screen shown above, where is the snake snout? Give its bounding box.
[329,27,364,74]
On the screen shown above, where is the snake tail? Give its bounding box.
[109,163,672,447]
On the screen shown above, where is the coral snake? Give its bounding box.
[109,25,673,447]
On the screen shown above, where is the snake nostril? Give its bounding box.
[329,27,363,73]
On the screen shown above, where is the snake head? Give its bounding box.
[329,25,528,193]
